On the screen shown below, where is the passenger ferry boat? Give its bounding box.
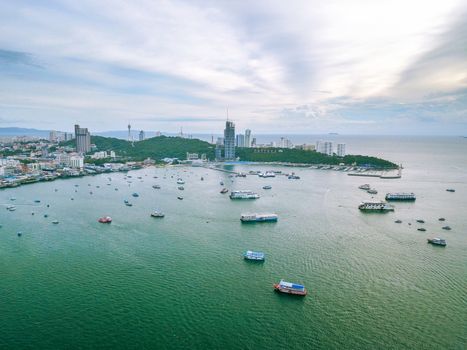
[358,201,394,212]
[98,216,112,223]
[243,250,265,261]
[385,192,416,201]
[229,190,260,199]
[241,213,278,222]
[427,238,446,246]
[273,280,307,296]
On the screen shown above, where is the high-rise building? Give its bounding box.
[49,130,57,143]
[244,129,251,148]
[236,134,245,147]
[279,137,293,148]
[139,130,145,141]
[223,121,235,160]
[337,143,346,157]
[74,124,91,154]
[251,137,256,147]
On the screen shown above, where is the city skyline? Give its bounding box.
[0,1,466,135]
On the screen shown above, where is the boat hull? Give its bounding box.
[273,284,307,296]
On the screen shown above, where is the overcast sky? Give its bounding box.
[0,0,466,134]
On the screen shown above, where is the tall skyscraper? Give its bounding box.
[244,129,251,148]
[74,124,91,154]
[223,120,235,160]
[139,130,145,141]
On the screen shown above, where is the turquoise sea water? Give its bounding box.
[1,136,466,349]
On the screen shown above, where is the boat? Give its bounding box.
[52,220,59,224]
[385,192,416,201]
[125,203,133,207]
[150,210,165,218]
[10,197,16,201]
[358,184,371,190]
[287,174,300,179]
[438,218,446,221]
[358,202,394,212]
[177,179,185,185]
[201,177,204,181]
[220,181,224,186]
[178,186,184,190]
[367,189,378,194]
[446,189,455,192]
[98,216,112,223]
[229,190,260,199]
[44,214,48,218]
[17,231,22,237]
[152,185,161,189]
[394,220,402,223]
[417,228,426,232]
[427,238,446,246]
[442,226,451,230]
[273,280,307,296]
[416,219,425,224]
[263,185,272,190]
[34,199,41,203]
[6,205,16,211]
[132,193,139,197]
[241,213,278,222]
[220,188,229,194]
[261,171,275,178]
[243,250,265,261]
[177,196,184,200]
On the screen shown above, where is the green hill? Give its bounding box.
[62,136,397,168]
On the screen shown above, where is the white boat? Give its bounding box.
[243,251,265,261]
[177,179,185,185]
[427,238,446,246]
[150,210,165,218]
[241,213,278,222]
[358,202,394,212]
[229,190,260,199]
[358,184,371,190]
[385,192,416,201]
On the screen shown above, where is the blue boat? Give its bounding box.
[243,250,265,261]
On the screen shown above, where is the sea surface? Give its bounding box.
[1,136,466,349]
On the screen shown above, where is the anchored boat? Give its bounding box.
[427,238,446,246]
[241,213,278,222]
[274,280,307,296]
[98,216,112,223]
[358,202,394,212]
[230,190,259,199]
[243,251,265,261]
[386,192,416,201]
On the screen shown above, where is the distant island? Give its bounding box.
[63,135,397,169]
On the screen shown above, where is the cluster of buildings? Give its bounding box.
[316,141,346,157]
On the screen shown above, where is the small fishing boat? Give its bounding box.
[125,202,133,207]
[132,193,139,197]
[34,200,41,203]
[358,184,371,190]
[220,181,224,186]
[152,185,161,189]
[17,231,22,237]
[98,216,112,223]
[44,214,48,218]
[220,188,229,194]
[417,228,426,232]
[177,196,184,200]
[438,218,446,221]
[427,238,446,246]
[273,280,307,296]
[177,179,185,185]
[442,226,451,230]
[446,188,455,192]
[178,186,184,190]
[416,219,425,224]
[367,189,378,194]
[52,220,59,224]
[263,185,272,190]
[394,220,402,224]
[243,250,265,261]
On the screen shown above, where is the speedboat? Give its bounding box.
[151,211,165,218]
[98,216,112,223]
[427,238,446,246]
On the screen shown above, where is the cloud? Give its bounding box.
[0,0,466,133]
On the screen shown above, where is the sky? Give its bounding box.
[0,0,466,135]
